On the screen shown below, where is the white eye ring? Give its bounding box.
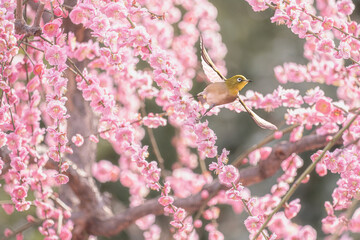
[237,78,242,82]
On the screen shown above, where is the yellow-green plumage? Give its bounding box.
[197,35,278,130]
[198,35,250,109]
[198,75,250,107]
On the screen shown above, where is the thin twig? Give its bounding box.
[252,112,360,240]
[19,45,35,66]
[233,124,299,167]
[2,218,43,240]
[242,199,269,240]
[140,106,167,178]
[21,41,44,52]
[329,199,359,240]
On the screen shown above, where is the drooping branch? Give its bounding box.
[84,133,337,236]
[0,133,340,237]
[58,3,103,240]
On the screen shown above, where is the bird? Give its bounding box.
[197,36,251,118]
[197,36,277,130]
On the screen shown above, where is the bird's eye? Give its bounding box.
[237,78,242,83]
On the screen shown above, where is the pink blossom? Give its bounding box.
[284,198,301,219]
[16,233,23,240]
[337,0,355,15]
[194,219,202,228]
[274,131,283,139]
[144,161,161,183]
[349,39,360,52]
[69,3,95,25]
[129,27,151,47]
[322,215,341,234]
[170,220,183,229]
[92,160,120,183]
[10,157,25,171]
[281,89,303,108]
[259,94,282,112]
[338,40,351,59]
[15,201,30,212]
[218,165,239,186]
[322,17,334,30]
[271,182,289,197]
[47,146,60,162]
[289,125,304,142]
[245,216,262,233]
[218,148,229,164]
[43,19,62,37]
[26,77,40,92]
[298,226,317,239]
[291,20,310,38]
[316,163,328,176]
[324,201,334,216]
[225,187,243,201]
[45,45,67,66]
[54,174,69,185]
[59,227,72,240]
[4,228,12,237]
[53,6,63,17]
[203,207,220,220]
[115,127,134,145]
[104,2,127,20]
[317,38,335,53]
[315,98,332,115]
[201,190,209,199]
[209,148,229,173]
[244,0,268,12]
[89,134,99,143]
[208,230,224,240]
[71,134,84,147]
[158,196,174,206]
[271,9,290,25]
[198,140,217,159]
[61,162,70,172]
[0,132,7,148]
[347,21,359,35]
[330,108,345,123]
[248,149,260,165]
[6,132,20,151]
[90,17,109,34]
[33,64,44,76]
[1,204,14,215]
[304,87,325,105]
[142,114,167,128]
[349,208,360,232]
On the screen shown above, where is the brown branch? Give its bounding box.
[84,133,336,236]
[16,0,22,21]
[32,3,45,28]
[0,133,340,237]
[140,106,167,177]
[14,1,43,36]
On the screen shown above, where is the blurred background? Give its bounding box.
[1,0,360,239]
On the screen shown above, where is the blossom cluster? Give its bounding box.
[239,0,360,239]
[1,0,360,239]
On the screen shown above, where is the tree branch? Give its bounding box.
[84,133,336,236]
[14,1,43,36]
[0,133,340,237]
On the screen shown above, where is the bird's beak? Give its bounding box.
[246,79,252,82]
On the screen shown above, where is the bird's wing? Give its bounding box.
[200,35,227,82]
[237,95,278,130]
